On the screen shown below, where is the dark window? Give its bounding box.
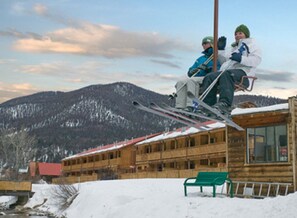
[247,125,288,163]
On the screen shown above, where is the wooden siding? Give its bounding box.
[228,97,296,193]
[53,174,98,184]
[289,97,297,190]
[0,181,32,191]
[61,144,135,180]
[135,129,227,173]
[120,167,227,179]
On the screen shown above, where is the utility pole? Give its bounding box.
[213,0,219,72]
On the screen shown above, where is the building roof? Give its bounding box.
[232,103,288,116]
[136,120,225,145]
[38,163,62,176]
[63,133,159,160]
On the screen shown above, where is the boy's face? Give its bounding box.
[202,42,211,49]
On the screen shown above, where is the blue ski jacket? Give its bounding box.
[187,47,220,77]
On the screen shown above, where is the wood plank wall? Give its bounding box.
[229,98,296,193]
[289,97,297,190]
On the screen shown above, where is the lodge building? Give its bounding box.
[57,97,297,194]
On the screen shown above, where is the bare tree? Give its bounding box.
[51,178,79,210]
[0,128,37,179]
[0,129,12,168]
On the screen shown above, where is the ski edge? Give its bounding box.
[133,101,197,127]
[187,95,244,131]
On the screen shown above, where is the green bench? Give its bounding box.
[184,172,233,197]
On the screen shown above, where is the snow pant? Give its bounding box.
[175,77,204,109]
[200,69,249,106]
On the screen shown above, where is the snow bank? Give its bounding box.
[20,178,297,218]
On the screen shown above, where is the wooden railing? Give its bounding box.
[52,174,98,184]
[120,167,227,180]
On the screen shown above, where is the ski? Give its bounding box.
[133,101,197,127]
[188,95,244,131]
[160,103,227,124]
[149,103,211,131]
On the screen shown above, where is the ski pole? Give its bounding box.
[169,54,214,99]
[199,60,235,101]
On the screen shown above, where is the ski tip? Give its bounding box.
[150,102,157,106]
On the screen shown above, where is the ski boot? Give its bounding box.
[212,102,232,120]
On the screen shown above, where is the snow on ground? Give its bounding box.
[0,196,17,210]
[20,178,297,218]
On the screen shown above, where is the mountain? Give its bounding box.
[0,82,287,162]
[0,82,179,162]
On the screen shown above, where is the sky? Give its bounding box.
[1,0,297,104]
[2,179,297,217]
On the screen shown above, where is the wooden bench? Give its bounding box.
[183,172,233,197]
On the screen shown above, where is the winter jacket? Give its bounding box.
[187,47,221,77]
[218,38,262,78]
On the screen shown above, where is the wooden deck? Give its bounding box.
[0,181,34,197]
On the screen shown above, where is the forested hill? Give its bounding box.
[0,82,287,162]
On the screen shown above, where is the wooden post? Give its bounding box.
[213,0,219,72]
[289,97,297,191]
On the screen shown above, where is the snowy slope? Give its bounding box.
[23,179,297,218]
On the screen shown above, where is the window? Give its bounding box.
[145,145,151,153]
[200,135,208,145]
[156,143,162,152]
[109,153,114,159]
[169,162,176,168]
[170,141,176,149]
[187,137,196,147]
[247,125,288,163]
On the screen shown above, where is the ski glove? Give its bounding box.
[230,52,242,63]
[218,36,227,50]
[197,64,209,71]
[188,69,198,77]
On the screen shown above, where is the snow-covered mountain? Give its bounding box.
[0,82,178,162]
[0,82,286,163]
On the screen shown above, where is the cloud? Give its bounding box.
[19,61,107,80]
[11,2,26,15]
[0,82,39,103]
[0,59,17,64]
[150,59,181,69]
[1,3,194,59]
[33,4,48,15]
[14,38,85,54]
[252,86,297,99]
[256,68,296,82]
[11,24,192,58]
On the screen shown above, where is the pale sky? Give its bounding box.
[1,0,297,103]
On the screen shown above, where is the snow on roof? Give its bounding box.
[232,103,288,116]
[63,133,159,160]
[136,120,225,146]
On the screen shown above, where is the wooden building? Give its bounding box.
[227,96,297,194]
[125,121,227,179]
[58,134,157,183]
[59,121,227,182]
[58,96,297,196]
[29,162,62,183]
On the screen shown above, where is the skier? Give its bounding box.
[175,36,220,111]
[199,24,262,116]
